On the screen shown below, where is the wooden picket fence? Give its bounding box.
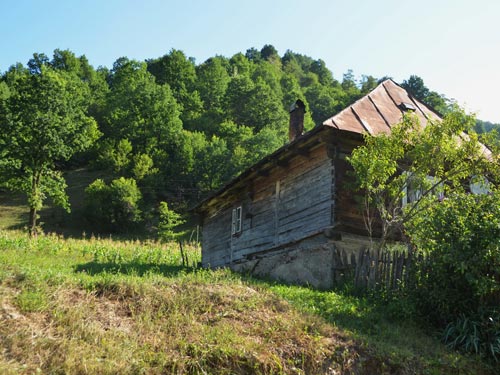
[331,245,413,290]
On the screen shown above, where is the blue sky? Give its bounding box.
[2,0,499,122]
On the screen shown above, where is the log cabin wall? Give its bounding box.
[330,134,369,236]
[201,141,334,268]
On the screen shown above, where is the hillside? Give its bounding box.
[0,231,493,374]
[0,46,467,237]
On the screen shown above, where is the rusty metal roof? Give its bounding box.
[322,79,441,134]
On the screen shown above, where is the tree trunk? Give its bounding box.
[28,171,41,237]
[29,207,37,237]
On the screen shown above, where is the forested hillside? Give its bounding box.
[0,45,496,235]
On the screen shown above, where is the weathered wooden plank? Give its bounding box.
[279,199,331,226]
[278,212,331,238]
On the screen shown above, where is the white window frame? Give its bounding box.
[231,206,242,235]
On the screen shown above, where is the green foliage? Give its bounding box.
[0,63,100,233]
[103,58,182,154]
[157,201,185,242]
[131,153,156,181]
[348,106,500,361]
[407,191,500,361]
[348,110,492,243]
[443,313,500,361]
[84,177,142,232]
[4,45,479,235]
[95,138,133,173]
[402,75,450,115]
[195,56,230,112]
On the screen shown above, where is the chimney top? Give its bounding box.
[289,99,306,113]
[289,99,306,142]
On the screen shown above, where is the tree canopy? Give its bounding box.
[0,64,100,234]
[2,46,495,235]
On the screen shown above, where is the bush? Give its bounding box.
[84,177,142,232]
[94,138,133,173]
[407,191,500,359]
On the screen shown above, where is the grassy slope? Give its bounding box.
[0,231,493,375]
[0,168,111,236]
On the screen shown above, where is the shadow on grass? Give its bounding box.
[75,261,196,277]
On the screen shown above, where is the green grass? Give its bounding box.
[0,192,28,231]
[0,230,494,374]
[0,168,110,237]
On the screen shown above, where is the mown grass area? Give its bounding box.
[0,230,494,374]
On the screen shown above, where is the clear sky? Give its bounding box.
[2,0,499,122]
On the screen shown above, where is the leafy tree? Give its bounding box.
[147,49,196,90]
[341,69,361,104]
[260,44,279,61]
[245,78,288,133]
[310,59,335,86]
[401,75,429,100]
[347,109,495,250]
[360,75,378,94]
[252,60,283,97]
[305,83,342,124]
[0,81,9,100]
[282,51,305,82]
[27,53,50,74]
[0,65,99,234]
[408,190,500,322]
[245,47,261,62]
[146,49,202,127]
[95,138,133,173]
[103,58,182,153]
[195,56,230,111]
[260,44,281,68]
[246,127,285,162]
[229,52,254,77]
[132,153,156,181]
[158,201,185,242]
[84,177,142,232]
[224,75,255,126]
[408,191,500,360]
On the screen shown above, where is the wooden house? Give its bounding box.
[193,79,441,288]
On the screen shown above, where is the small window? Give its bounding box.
[402,173,442,206]
[400,102,416,112]
[470,176,490,195]
[231,206,242,235]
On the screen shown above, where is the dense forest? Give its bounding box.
[0,45,497,234]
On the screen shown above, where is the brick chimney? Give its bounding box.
[289,99,306,142]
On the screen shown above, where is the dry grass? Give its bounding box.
[0,277,361,374]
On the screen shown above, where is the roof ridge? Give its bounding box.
[322,79,390,126]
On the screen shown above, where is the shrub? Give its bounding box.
[84,177,142,232]
[94,138,133,173]
[407,191,500,359]
[443,311,500,361]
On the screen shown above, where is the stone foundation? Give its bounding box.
[230,232,376,290]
